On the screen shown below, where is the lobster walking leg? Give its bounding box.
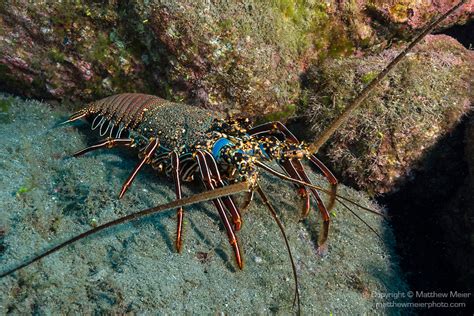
[119,138,159,198]
[62,109,88,124]
[289,159,330,252]
[247,121,337,213]
[171,151,184,252]
[240,190,255,212]
[280,159,311,217]
[196,151,243,269]
[72,138,133,157]
[309,155,337,211]
[256,161,330,254]
[290,160,328,217]
[200,151,242,230]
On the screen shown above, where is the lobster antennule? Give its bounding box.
[255,184,301,314]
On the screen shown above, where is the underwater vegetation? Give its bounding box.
[0,0,470,113]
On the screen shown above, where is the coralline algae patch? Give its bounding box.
[0,94,408,314]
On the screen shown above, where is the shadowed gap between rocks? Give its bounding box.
[378,111,474,313]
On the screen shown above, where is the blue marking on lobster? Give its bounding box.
[212,137,270,160]
[212,138,236,160]
[259,144,270,159]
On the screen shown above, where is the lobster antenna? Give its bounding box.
[255,185,301,314]
[1,182,251,278]
[308,0,468,153]
[255,161,386,218]
[337,198,384,242]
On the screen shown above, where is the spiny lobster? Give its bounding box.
[64,92,338,269]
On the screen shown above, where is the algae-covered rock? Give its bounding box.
[0,1,469,115]
[368,0,472,31]
[300,34,473,194]
[0,95,409,313]
[0,1,331,114]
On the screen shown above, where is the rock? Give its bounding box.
[381,112,474,296]
[367,0,473,31]
[444,113,474,287]
[0,1,471,115]
[299,34,473,194]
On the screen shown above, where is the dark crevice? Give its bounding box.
[437,20,473,48]
[377,22,474,314]
[379,111,473,314]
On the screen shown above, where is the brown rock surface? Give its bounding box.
[300,34,473,194]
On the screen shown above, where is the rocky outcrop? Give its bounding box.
[0,1,471,115]
[299,35,473,194]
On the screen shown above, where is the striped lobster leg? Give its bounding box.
[170,151,185,253]
[247,121,338,213]
[288,158,330,253]
[119,138,159,198]
[72,138,133,157]
[279,159,311,217]
[200,151,242,231]
[195,151,243,269]
[247,121,299,143]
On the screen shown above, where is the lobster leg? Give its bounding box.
[256,160,330,254]
[72,138,133,157]
[247,121,299,143]
[248,121,337,212]
[119,138,159,198]
[289,158,330,253]
[171,151,184,253]
[279,159,311,217]
[196,151,243,269]
[289,159,327,217]
[62,109,88,124]
[309,154,337,211]
[200,151,242,231]
[240,190,254,213]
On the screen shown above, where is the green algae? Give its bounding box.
[361,71,378,84]
[0,1,395,116]
[260,103,297,123]
[48,49,66,63]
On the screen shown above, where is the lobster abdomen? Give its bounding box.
[79,93,224,150]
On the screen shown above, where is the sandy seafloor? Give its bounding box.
[0,94,410,314]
